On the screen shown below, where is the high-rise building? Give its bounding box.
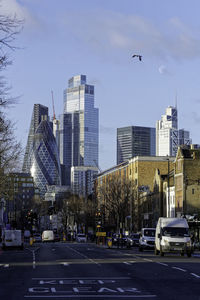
[156,106,178,156]
[23,104,49,173]
[156,106,192,157]
[23,105,61,196]
[117,126,156,164]
[60,75,99,188]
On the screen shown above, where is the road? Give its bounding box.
[0,241,200,299]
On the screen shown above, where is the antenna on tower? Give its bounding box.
[51,90,56,120]
[175,91,178,109]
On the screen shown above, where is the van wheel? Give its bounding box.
[155,248,159,255]
[139,246,143,252]
[187,251,191,257]
[181,252,184,256]
[160,246,164,256]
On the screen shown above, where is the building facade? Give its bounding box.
[59,75,99,194]
[156,106,192,157]
[117,126,156,164]
[23,105,61,196]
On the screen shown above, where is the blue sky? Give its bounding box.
[2,0,200,170]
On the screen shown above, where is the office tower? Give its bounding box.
[71,166,98,197]
[117,126,156,164]
[23,105,61,196]
[156,106,178,156]
[23,104,49,173]
[178,129,191,146]
[156,106,192,157]
[60,75,99,187]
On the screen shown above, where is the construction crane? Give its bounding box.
[51,90,56,120]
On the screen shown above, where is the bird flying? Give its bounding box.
[132,54,142,61]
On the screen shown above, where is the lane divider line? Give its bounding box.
[191,273,200,278]
[172,267,186,272]
[156,262,168,267]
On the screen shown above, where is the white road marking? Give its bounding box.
[32,277,131,280]
[124,262,132,265]
[4,264,9,268]
[143,258,153,262]
[191,273,200,278]
[172,267,186,272]
[65,245,101,266]
[156,262,168,267]
[24,295,157,298]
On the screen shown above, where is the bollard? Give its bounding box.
[29,237,33,246]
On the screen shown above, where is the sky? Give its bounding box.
[1,0,200,171]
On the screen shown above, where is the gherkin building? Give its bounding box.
[23,104,61,197]
[30,119,61,196]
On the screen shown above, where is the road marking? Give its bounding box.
[156,262,168,267]
[32,277,131,280]
[65,246,101,266]
[191,273,200,278]
[24,295,157,298]
[4,264,9,268]
[172,267,186,272]
[61,262,69,267]
[124,262,132,265]
[143,259,153,262]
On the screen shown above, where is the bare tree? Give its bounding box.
[0,12,23,199]
[98,175,137,232]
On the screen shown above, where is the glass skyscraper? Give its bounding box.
[60,75,99,187]
[117,126,156,164]
[23,104,61,196]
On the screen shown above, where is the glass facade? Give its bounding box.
[117,126,156,164]
[23,104,49,173]
[60,75,99,186]
[30,120,61,196]
[23,104,61,196]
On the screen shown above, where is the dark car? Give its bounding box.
[126,233,140,248]
[54,234,60,242]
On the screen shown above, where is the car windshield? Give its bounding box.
[162,227,190,237]
[144,230,155,237]
[78,234,85,237]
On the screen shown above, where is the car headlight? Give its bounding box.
[163,239,169,244]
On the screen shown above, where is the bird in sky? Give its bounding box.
[132,54,142,61]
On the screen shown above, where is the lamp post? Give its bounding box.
[166,157,170,217]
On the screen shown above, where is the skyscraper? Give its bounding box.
[60,75,99,189]
[23,105,61,196]
[156,106,178,156]
[117,126,156,164]
[156,106,192,156]
[23,104,49,173]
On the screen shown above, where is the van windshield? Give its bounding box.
[144,230,155,237]
[162,227,189,237]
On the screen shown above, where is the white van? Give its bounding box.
[2,230,24,250]
[42,230,54,242]
[139,228,156,251]
[155,218,192,257]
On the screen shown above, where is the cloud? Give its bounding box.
[158,65,170,75]
[0,0,41,30]
[60,10,200,62]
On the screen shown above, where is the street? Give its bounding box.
[0,241,200,300]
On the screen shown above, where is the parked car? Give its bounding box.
[76,233,87,243]
[33,233,42,243]
[139,228,156,251]
[42,230,54,242]
[126,233,140,248]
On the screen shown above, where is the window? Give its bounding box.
[192,189,195,194]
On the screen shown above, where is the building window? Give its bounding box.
[192,189,195,194]
[135,167,137,173]
[129,169,131,175]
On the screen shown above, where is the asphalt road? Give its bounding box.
[0,241,200,300]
